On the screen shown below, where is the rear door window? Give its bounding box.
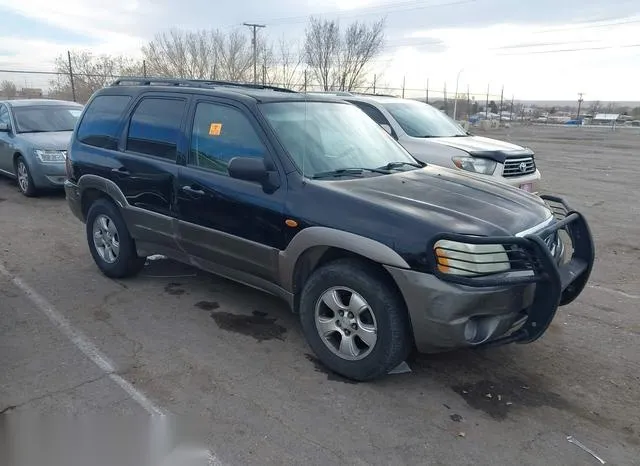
[126,97,187,161]
[77,95,131,149]
[348,101,390,126]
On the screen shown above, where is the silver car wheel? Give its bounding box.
[314,286,378,361]
[92,214,120,264]
[17,161,29,193]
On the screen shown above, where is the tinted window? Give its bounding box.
[349,101,389,126]
[127,98,186,160]
[14,105,81,133]
[190,102,266,175]
[77,95,131,149]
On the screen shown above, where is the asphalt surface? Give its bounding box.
[1,125,639,465]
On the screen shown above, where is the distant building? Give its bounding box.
[592,113,620,124]
[19,88,44,98]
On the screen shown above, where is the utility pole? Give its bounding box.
[510,95,514,121]
[499,85,504,118]
[402,76,406,99]
[426,78,429,104]
[485,83,489,118]
[142,60,147,78]
[467,85,470,119]
[373,74,377,94]
[243,22,266,84]
[67,50,76,102]
[577,92,584,119]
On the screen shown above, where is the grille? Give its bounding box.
[502,156,536,178]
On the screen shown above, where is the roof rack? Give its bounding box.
[352,92,399,98]
[110,77,297,93]
[304,91,354,96]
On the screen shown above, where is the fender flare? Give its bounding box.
[278,226,410,292]
[77,174,129,209]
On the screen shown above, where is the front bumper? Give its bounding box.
[386,195,594,353]
[498,169,541,193]
[31,161,67,188]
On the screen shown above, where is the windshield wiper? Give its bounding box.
[377,161,422,171]
[312,167,389,179]
[19,130,49,133]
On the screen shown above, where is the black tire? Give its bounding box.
[15,156,38,197]
[299,258,412,381]
[86,198,146,278]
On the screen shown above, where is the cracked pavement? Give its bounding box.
[0,125,639,465]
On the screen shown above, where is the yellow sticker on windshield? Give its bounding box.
[209,123,222,136]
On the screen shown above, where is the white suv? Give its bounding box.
[314,93,542,193]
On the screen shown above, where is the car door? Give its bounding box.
[176,98,287,283]
[0,104,14,174]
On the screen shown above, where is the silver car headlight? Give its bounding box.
[452,156,497,175]
[434,239,510,276]
[34,149,67,163]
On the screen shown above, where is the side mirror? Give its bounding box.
[0,123,9,132]
[228,156,269,183]
[380,123,392,135]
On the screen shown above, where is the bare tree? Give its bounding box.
[304,17,385,91]
[1,80,18,99]
[50,50,141,103]
[142,29,222,79]
[589,100,601,115]
[267,36,304,89]
[337,19,385,91]
[217,29,255,82]
[304,18,340,90]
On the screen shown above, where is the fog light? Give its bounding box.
[464,318,479,343]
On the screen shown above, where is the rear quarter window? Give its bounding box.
[77,95,132,150]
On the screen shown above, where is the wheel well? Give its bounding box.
[81,188,112,220]
[291,246,405,313]
[13,152,22,167]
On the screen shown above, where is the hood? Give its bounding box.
[17,131,73,150]
[425,135,531,163]
[319,165,551,237]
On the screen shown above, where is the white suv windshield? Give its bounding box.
[260,101,418,178]
[383,101,467,138]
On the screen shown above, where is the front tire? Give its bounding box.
[299,258,412,381]
[15,156,38,197]
[86,198,146,278]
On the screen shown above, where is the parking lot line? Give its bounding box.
[588,284,639,300]
[0,261,164,416]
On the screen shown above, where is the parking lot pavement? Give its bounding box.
[0,125,639,465]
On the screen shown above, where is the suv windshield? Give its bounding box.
[260,101,418,178]
[13,106,82,133]
[383,101,467,138]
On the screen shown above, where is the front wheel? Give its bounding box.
[299,258,412,381]
[86,198,146,278]
[15,156,38,197]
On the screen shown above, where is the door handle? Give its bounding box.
[181,185,205,196]
[111,167,130,176]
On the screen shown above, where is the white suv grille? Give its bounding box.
[502,156,536,178]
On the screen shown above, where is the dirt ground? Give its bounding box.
[1,124,639,465]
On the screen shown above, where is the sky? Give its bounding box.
[0,0,639,102]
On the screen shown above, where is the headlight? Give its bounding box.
[452,156,496,175]
[34,149,67,163]
[434,240,510,276]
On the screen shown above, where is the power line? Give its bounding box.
[497,43,640,56]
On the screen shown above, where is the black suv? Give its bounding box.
[64,78,594,381]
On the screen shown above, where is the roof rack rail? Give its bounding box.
[352,92,399,98]
[304,91,353,96]
[110,77,297,93]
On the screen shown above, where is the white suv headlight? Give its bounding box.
[452,156,497,175]
[34,149,67,163]
[434,239,510,276]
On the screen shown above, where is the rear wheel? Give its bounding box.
[299,258,412,381]
[86,198,146,278]
[15,156,38,197]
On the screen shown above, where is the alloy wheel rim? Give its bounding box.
[17,162,29,192]
[314,286,378,361]
[92,214,120,264]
